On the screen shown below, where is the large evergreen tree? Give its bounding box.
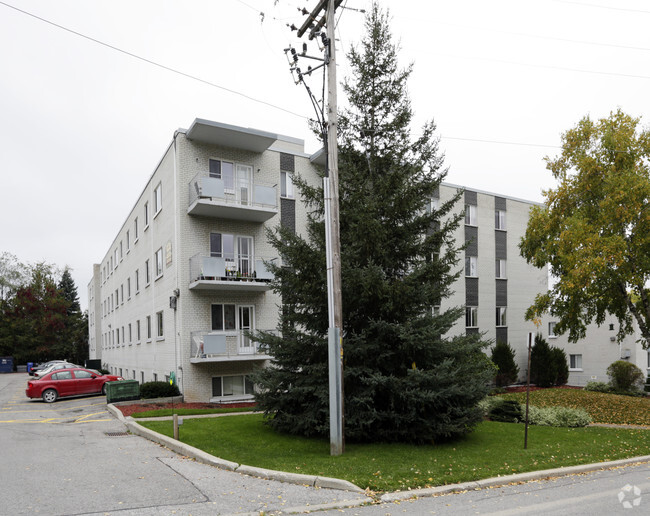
[252,4,494,443]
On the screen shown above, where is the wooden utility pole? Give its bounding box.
[297,0,344,455]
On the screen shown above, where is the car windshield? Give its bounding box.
[88,369,101,375]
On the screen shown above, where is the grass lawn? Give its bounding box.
[140,414,650,492]
[499,389,650,426]
[131,407,254,418]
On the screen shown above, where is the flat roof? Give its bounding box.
[184,119,279,153]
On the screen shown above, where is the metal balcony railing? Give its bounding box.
[188,173,277,209]
[190,330,277,361]
[189,254,275,284]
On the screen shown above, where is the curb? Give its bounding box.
[379,455,650,502]
[106,404,366,494]
[106,404,650,502]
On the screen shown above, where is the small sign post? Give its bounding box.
[524,332,535,449]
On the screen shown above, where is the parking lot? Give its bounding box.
[0,373,369,515]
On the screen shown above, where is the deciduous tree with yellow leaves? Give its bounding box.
[520,109,650,348]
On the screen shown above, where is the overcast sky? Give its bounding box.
[1,0,648,310]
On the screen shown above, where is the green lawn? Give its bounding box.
[140,414,650,492]
[499,389,650,426]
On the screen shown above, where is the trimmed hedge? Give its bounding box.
[479,396,591,427]
[139,381,180,399]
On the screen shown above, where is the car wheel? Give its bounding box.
[42,389,58,403]
[101,384,107,395]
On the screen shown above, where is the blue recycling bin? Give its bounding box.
[27,362,34,373]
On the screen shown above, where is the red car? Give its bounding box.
[26,367,124,403]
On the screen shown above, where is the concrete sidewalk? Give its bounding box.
[107,403,650,508]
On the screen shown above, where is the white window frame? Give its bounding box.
[155,248,163,279]
[144,201,150,229]
[281,171,294,198]
[569,354,583,371]
[211,375,255,398]
[495,209,506,230]
[135,269,140,293]
[154,183,162,216]
[136,320,141,343]
[145,259,151,285]
[496,307,507,327]
[548,321,557,338]
[465,256,477,277]
[156,311,164,339]
[465,204,477,226]
[465,306,478,328]
[146,315,152,341]
[134,217,139,242]
[496,259,506,279]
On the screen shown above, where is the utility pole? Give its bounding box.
[296,0,344,455]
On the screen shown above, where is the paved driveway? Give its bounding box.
[0,373,369,515]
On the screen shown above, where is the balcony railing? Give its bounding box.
[189,254,275,291]
[189,330,276,363]
[188,173,277,222]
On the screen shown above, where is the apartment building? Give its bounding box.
[88,119,320,402]
[89,118,646,401]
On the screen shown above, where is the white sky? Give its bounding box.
[1,0,648,310]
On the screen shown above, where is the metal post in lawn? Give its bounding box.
[524,332,534,449]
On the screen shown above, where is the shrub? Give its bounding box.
[488,399,522,423]
[491,341,520,387]
[478,396,504,417]
[139,381,180,399]
[584,381,612,393]
[551,347,569,385]
[521,404,591,427]
[530,335,556,387]
[606,360,645,392]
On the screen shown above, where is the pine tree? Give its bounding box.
[491,341,519,387]
[252,4,494,444]
[58,267,81,316]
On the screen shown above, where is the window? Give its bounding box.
[466,306,478,328]
[146,316,152,340]
[496,259,506,279]
[116,328,120,345]
[212,375,255,397]
[211,304,237,331]
[155,248,163,278]
[647,351,650,369]
[145,259,151,285]
[156,311,164,338]
[115,289,119,308]
[281,171,294,198]
[153,373,158,382]
[496,307,507,327]
[121,326,125,345]
[209,159,234,190]
[120,241,123,260]
[135,269,140,293]
[136,320,141,342]
[144,202,149,228]
[127,278,131,299]
[154,183,162,215]
[548,322,557,338]
[128,323,132,343]
[114,249,118,269]
[465,256,477,277]
[495,209,506,230]
[134,217,139,241]
[570,354,582,370]
[140,371,144,384]
[126,230,130,251]
[465,204,477,226]
[120,284,124,305]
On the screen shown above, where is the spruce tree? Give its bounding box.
[491,341,519,387]
[252,4,494,443]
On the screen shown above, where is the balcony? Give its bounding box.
[188,173,277,222]
[189,254,274,291]
[189,330,275,363]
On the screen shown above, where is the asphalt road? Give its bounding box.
[0,373,368,515]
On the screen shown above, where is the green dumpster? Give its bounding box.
[105,380,140,403]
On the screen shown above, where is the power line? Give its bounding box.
[0,0,308,120]
[551,0,650,15]
[430,51,650,80]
